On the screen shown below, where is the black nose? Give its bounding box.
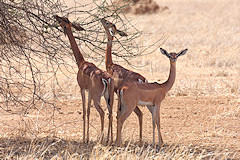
[53,15,60,19]
[53,15,62,23]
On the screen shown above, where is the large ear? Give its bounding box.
[72,22,85,31]
[160,48,169,57]
[53,15,59,20]
[177,49,188,57]
[117,29,128,37]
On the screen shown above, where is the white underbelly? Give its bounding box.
[137,99,154,106]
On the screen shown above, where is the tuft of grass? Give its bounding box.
[0,137,238,159]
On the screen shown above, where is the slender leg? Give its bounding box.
[105,95,113,144]
[152,105,157,148]
[147,105,155,146]
[156,105,163,148]
[93,98,104,144]
[116,104,136,147]
[116,92,122,146]
[147,105,153,114]
[108,108,113,144]
[86,93,92,143]
[80,89,86,143]
[109,112,113,144]
[134,107,143,145]
[116,118,123,147]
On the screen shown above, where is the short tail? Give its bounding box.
[117,88,124,112]
[102,78,114,107]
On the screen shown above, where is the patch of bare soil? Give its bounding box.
[0,95,239,158]
[113,0,169,14]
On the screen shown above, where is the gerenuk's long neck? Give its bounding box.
[105,36,114,71]
[162,61,176,92]
[65,27,84,67]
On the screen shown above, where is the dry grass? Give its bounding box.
[0,137,237,159]
[0,0,240,159]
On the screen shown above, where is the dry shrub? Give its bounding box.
[0,25,27,45]
[113,0,169,15]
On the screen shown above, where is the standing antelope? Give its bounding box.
[100,18,148,145]
[116,48,188,148]
[54,15,114,143]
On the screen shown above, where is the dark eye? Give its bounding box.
[106,22,109,26]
